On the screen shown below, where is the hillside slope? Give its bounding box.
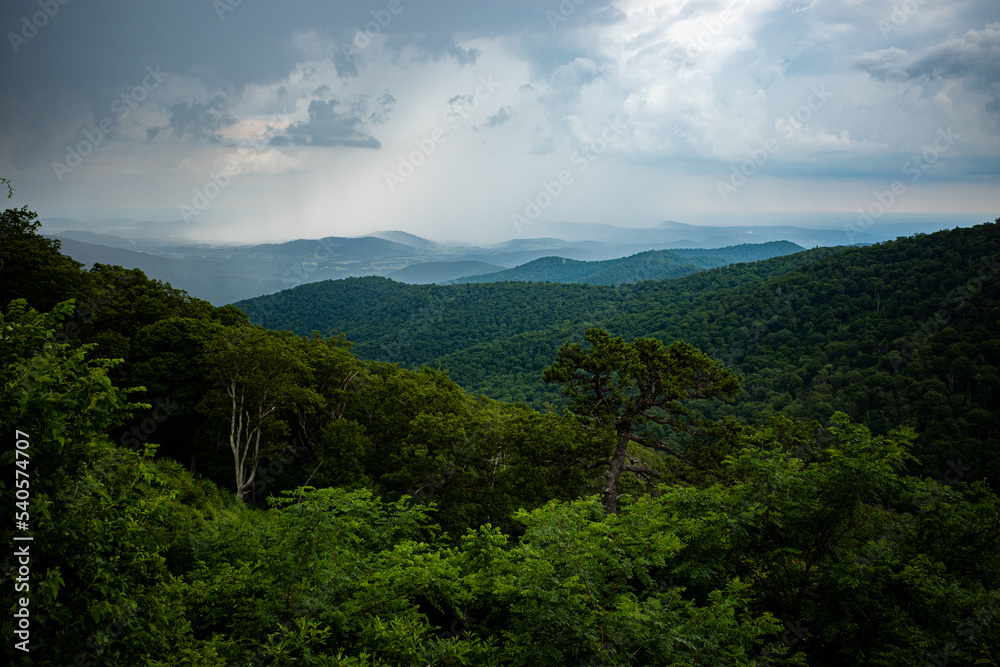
[388,260,505,284]
[239,221,1000,487]
[237,245,843,373]
[453,241,803,285]
[438,221,1000,485]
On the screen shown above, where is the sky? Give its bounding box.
[1,0,998,245]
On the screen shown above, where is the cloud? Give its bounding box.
[905,22,1000,82]
[168,96,237,143]
[333,47,360,78]
[856,23,1000,111]
[476,106,516,131]
[368,91,396,126]
[269,96,387,149]
[854,47,912,81]
[387,33,482,67]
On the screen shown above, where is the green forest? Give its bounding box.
[3,201,1000,665]
[439,241,805,286]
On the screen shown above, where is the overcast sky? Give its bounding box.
[1,0,997,244]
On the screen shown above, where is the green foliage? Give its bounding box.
[75,263,223,366]
[199,326,321,503]
[0,207,84,312]
[453,241,803,286]
[236,246,837,372]
[657,413,1000,665]
[543,327,742,511]
[338,362,607,536]
[4,202,999,665]
[241,222,1000,493]
[0,299,235,664]
[491,497,783,666]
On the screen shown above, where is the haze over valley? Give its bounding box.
[43,213,986,304]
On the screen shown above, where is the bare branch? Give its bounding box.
[621,465,662,480]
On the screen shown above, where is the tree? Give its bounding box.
[285,331,360,457]
[1,299,234,664]
[543,327,741,512]
[201,327,315,503]
[129,317,229,474]
[490,497,783,666]
[660,413,1000,665]
[0,206,84,311]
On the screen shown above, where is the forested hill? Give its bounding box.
[387,260,505,284]
[449,241,804,285]
[450,252,706,286]
[235,243,843,367]
[439,221,1000,484]
[241,221,1000,486]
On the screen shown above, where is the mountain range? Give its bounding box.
[43,215,980,304]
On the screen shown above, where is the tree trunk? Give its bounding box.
[189,424,201,474]
[603,432,631,514]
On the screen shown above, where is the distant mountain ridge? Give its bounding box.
[50,234,424,304]
[50,225,806,302]
[45,213,983,304]
[233,243,838,367]
[365,230,441,249]
[388,261,506,284]
[451,241,803,286]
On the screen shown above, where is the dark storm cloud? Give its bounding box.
[168,96,237,143]
[904,23,1000,85]
[15,3,637,100]
[368,91,396,126]
[856,24,999,83]
[269,97,383,149]
[332,46,360,78]
[856,23,1000,112]
[386,32,480,67]
[0,0,600,93]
